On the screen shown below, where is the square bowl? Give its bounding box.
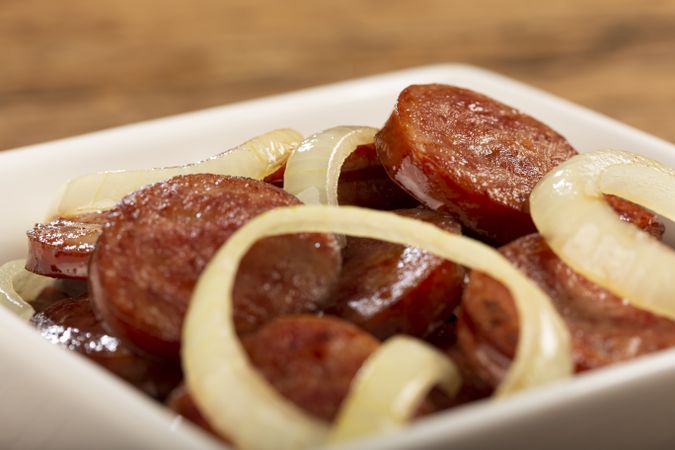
[1,64,674,450]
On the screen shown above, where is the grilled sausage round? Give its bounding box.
[327,208,465,339]
[375,84,578,244]
[32,297,181,398]
[457,233,675,388]
[89,174,341,359]
[241,315,379,422]
[26,212,108,280]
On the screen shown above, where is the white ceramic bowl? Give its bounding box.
[0,65,673,450]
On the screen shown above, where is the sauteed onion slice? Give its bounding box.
[283,126,377,205]
[182,205,571,449]
[47,128,302,219]
[531,150,675,320]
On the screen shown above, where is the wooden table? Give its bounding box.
[1,0,673,151]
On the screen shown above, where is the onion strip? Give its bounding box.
[530,150,675,320]
[47,128,303,219]
[182,205,571,449]
[328,336,462,444]
[0,259,53,320]
[283,126,377,205]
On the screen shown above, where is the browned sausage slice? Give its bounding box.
[375,84,578,243]
[167,317,378,437]
[26,212,109,279]
[89,174,341,359]
[605,194,665,239]
[327,208,465,339]
[170,316,451,433]
[31,297,181,398]
[457,233,675,388]
[30,279,88,313]
[335,143,418,210]
[241,315,379,422]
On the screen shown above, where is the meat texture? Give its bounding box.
[89,174,341,359]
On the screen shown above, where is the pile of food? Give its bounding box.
[1,84,673,449]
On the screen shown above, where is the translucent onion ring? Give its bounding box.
[0,259,53,320]
[328,336,462,444]
[182,206,571,449]
[47,128,303,219]
[530,150,675,319]
[283,126,377,205]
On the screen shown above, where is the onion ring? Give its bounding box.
[182,205,571,449]
[530,150,675,319]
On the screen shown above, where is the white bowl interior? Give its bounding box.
[0,64,673,449]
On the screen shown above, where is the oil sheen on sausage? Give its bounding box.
[327,208,465,339]
[89,174,341,359]
[32,297,181,398]
[26,212,109,280]
[375,84,578,243]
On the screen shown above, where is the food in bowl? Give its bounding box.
[2,83,673,449]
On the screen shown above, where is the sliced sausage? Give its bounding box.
[375,84,578,244]
[605,194,665,239]
[423,320,494,408]
[30,279,88,313]
[166,316,377,437]
[26,212,109,279]
[89,174,341,359]
[336,143,418,210]
[171,316,451,433]
[31,297,181,398]
[241,315,379,422]
[457,233,675,388]
[327,208,465,339]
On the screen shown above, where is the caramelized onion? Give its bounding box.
[328,336,461,443]
[0,259,53,320]
[283,126,377,205]
[47,129,302,219]
[530,150,675,319]
[182,206,571,449]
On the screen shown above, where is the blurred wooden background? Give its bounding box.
[1,0,673,151]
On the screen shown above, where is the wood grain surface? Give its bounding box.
[1,0,673,151]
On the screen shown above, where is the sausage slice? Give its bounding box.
[89,174,341,359]
[32,297,181,398]
[170,315,379,432]
[335,143,418,210]
[605,194,665,239]
[375,84,577,243]
[327,208,465,339]
[457,233,675,388]
[241,315,379,422]
[26,212,109,279]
